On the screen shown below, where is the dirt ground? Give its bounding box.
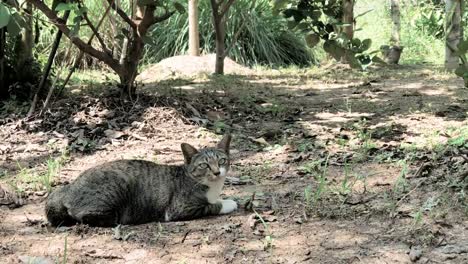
[0,64,467,264]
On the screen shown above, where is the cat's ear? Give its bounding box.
[181,143,198,164]
[217,134,232,154]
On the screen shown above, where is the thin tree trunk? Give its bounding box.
[17,3,34,67]
[214,18,226,75]
[390,0,400,46]
[188,0,200,56]
[210,0,234,75]
[0,28,6,100]
[27,10,70,117]
[119,2,146,98]
[40,42,73,116]
[58,3,112,96]
[119,37,129,65]
[445,0,462,71]
[342,0,354,63]
[384,0,403,64]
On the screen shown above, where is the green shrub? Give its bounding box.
[144,0,315,67]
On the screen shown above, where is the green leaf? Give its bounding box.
[0,3,11,29]
[75,7,88,16]
[351,38,361,47]
[70,17,82,36]
[273,0,289,10]
[324,40,345,61]
[283,9,297,19]
[287,20,297,30]
[305,33,320,48]
[456,40,468,55]
[12,12,27,28]
[357,54,372,69]
[372,56,386,65]
[173,2,185,14]
[138,0,155,6]
[361,39,372,51]
[455,65,467,77]
[346,53,362,69]
[308,10,322,20]
[355,9,373,20]
[55,3,75,12]
[6,17,21,36]
[296,22,309,31]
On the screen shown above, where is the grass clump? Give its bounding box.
[144,0,315,67]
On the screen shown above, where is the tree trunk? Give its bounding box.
[119,36,143,98]
[390,0,401,46]
[210,0,233,75]
[341,0,354,63]
[58,4,112,96]
[16,3,34,68]
[189,0,200,56]
[0,28,6,100]
[445,0,462,71]
[384,0,403,64]
[119,37,129,65]
[214,18,226,75]
[26,0,175,97]
[27,10,70,117]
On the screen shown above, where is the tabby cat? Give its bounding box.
[45,135,237,227]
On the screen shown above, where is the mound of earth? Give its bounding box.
[137,54,253,82]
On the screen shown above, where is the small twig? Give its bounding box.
[180,230,191,244]
[106,0,137,30]
[461,155,468,162]
[395,178,428,208]
[412,162,432,178]
[457,169,468,182]
[220,0,236,18]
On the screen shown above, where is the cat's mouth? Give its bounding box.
[208,175,224,182]
[209,176,219,181]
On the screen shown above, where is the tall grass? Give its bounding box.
[144,0,315,66]
[32,0,452,71]
[34,0,314,69]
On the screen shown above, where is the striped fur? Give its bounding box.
[45,135,236,227]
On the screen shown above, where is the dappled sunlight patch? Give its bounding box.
[314,112,373,124]
[419,87,456,96]
[318,228,370,249]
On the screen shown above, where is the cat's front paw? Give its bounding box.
[220,199,238,214]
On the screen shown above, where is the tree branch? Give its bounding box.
[220,0,236,18]
[78,3,112,56]
[210,0,220,20]
[106,0,137,30]
[25,0,122,75]
[138,4,156,35]
[153,10,175,23]
[138,5,175,36]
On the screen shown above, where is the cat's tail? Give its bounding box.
[45,185,76,226]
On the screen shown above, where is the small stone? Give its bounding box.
[409,247,422,262]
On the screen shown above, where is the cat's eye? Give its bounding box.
[198,163,208,169]
[219,158,226,165]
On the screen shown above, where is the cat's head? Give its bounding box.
[181,134,231,183]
